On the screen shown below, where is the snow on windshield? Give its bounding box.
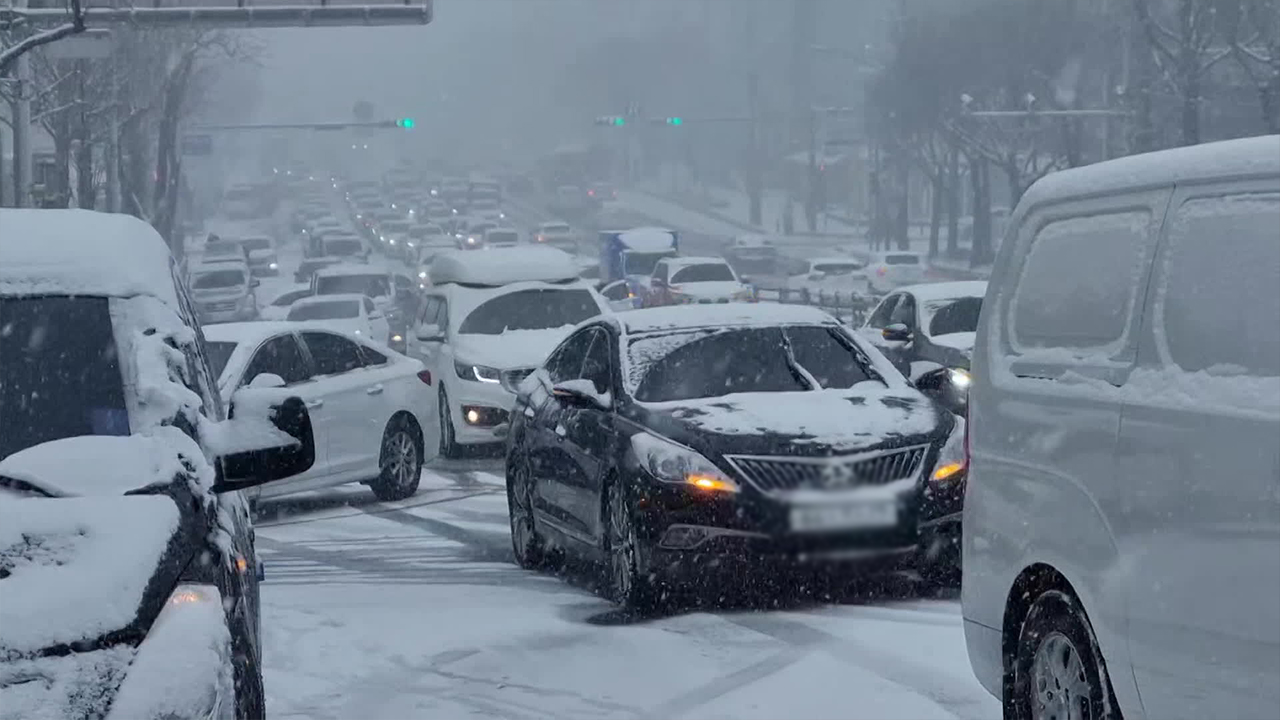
[459,289,599,334]
[190,269,246,289]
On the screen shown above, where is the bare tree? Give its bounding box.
[0,0,85,74]
[1227,0,1280,132]
[1132,0,1239,145]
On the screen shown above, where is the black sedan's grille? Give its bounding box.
[500,367,535,393]
[725,445,929,496]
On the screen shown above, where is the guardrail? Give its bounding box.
[752,286,874,327]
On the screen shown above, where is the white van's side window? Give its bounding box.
[1012,210,1151,351]
[1158,192,1280,377]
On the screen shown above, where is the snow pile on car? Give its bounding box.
[0,209,178,306]
[617,227,677,253]
[429,246,578,286]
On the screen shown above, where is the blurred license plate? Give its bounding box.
[790,500,897,532]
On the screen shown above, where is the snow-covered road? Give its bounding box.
[254,461,998,720]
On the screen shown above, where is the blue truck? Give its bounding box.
[598,227,679,307]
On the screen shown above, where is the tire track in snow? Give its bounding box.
[641,646,809,720]
[720,613,993,720]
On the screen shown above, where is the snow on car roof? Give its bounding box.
[617,227,677,252]
[662,255,730,271]
[622,303,839,335]
[1024,135,1279,207]
[315,264,387,278]
[894,280,989,302]
[0,209,179,305]
[429,246,578,286]
[731,234,776,246]
[292,293,368,307]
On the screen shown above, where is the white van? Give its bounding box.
[962,135,1280,720]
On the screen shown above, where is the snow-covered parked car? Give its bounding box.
[408,246,608,456]
[533,220,577,253]
[188,257,260,324]
[202,322,439,502]
[859,281,987,378]
[505,303,957,609]
[0,208,317,720]
[645,256,753,307]
[287,293,390,343]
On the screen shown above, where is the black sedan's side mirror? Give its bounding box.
[915,367,971,417]
[882,322,913,342]
[211,392,316,493]
[552,379,613,411]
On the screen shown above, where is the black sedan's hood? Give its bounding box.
[634,386,949,461]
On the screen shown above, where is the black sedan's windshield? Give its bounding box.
[632,325,880,403]
[0,297,129,461]
[459,289,599,334]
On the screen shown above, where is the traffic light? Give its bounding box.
[395,117,415,129]
[665,117,683,126]
[595,116,626,126]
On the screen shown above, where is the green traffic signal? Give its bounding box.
[666,117,683,126]
[396,117,415,129]
[613,117,626,126]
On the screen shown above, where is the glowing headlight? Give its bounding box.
[418,270,427,279]
[268,262,279,270]
[391,334,403,343]
[630,433,739,493]
[949,367,971,389]
[454,360,500,384]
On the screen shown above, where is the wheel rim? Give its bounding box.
[1030,631,1092,720]
[383,430,418,489]
[509,464,534,560]
[608,486,636,601]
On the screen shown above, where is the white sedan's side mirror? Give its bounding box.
[248,373,286,389]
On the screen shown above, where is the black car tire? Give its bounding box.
[603,477,656,611]
[1008,589,1120,720]
[506,457,545,569]
[438,387,461,458]
[370,416,422,501]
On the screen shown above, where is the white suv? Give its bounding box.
[407,247,608,456]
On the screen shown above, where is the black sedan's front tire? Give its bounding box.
[506,458,545,570]
[603,477,657,611]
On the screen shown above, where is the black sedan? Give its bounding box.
[505,304,959,609]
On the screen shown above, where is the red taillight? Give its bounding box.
[876,266,887,276]
[588,190,595,196]
[417,370,432,385]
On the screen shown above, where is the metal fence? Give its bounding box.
[752,286,874,327]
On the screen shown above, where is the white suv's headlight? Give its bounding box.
[630,433,738,493]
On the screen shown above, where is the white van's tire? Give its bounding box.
[1008,589,1119,720]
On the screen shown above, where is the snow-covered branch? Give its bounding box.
[0,0,85,73]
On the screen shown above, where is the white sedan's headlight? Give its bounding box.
[630,433,738,493]
[454,360,500,383]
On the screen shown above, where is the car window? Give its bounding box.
[0,297,130,461]
[205,341,238,379]
[671,263,735,284]
[274,289,312,307]
[418,296,439,326]
[600,281,630,302]
[1159,192,1280,376]
[927,297,983,337]
[545,328,595,384]
[890,294,916,328]
[786,326,879,389]
[653,262,669,282]
[458,289,599,334]
[884,254,920,265]
[361,345,389,367]
[634,328,808,402]
[363,297,376,314]
[317,274,390,298]
[301,332,364,376]
[1012,210,1152,350]
[243,333,311,386]
[866,294,901,329]
[191,269,246,289]
[580,330,613,395]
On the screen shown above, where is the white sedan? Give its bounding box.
[202,322,440,502]
[287,293,390,344]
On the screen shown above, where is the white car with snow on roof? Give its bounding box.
[261,284,314,321]
[645,256,753,307]
[287,293,390,343]
[788,257,871,299]
[504,302,960,609]
[408,247,609,456]
[202,322,438,502]
[0,208,316,719]
[859,281,988,378]
[866,250,927,294]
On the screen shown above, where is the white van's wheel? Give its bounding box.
[1009,590,1118,720]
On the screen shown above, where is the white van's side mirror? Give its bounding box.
[416,323,444,342]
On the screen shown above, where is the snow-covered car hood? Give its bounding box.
[0,492,181,656]
[0,434,206,499]
[638,386,946,457]
[452,328,573,370]
[930,331,976,357]
[672,281,747,300]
